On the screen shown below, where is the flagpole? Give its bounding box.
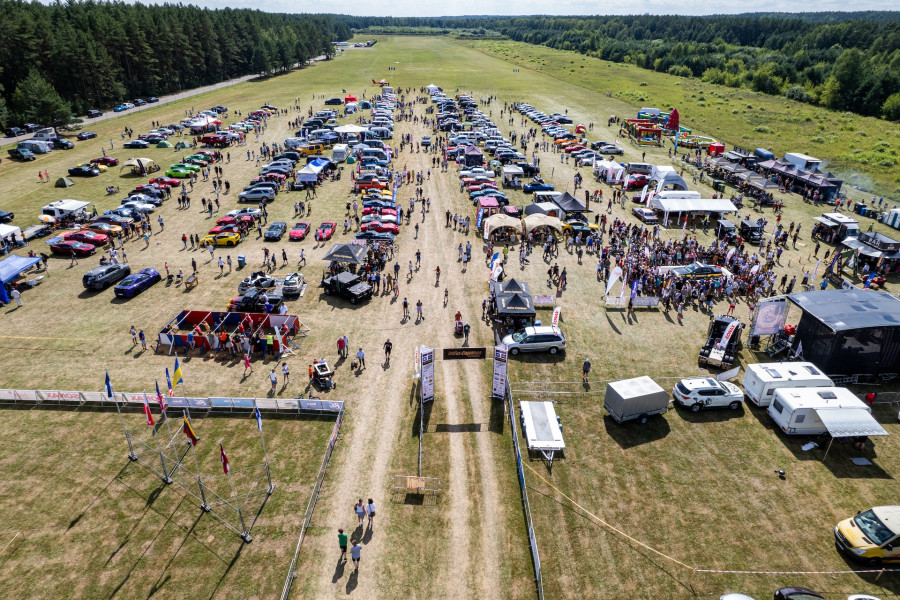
[185,414,210,512]
[253,398,275,493]
[221,440,250,542]
[108,368,137,461]
[156,378,174,447]
[148,391,172,484]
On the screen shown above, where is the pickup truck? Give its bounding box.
[321,271,373,305]
[7,147,36,161]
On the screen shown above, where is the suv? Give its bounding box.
[82,263,131,290]
[502,325,566,355]
[672,378,744,412]
[7,147,36,161]
[322,271,373,305]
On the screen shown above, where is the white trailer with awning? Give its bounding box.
[649,195,738,226]
[767,386,888,447]
[520,400,565,468]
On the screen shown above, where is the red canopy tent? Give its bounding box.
[344,94,357,103]
[707,142,725,157]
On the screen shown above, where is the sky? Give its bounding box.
[103,0,896,17]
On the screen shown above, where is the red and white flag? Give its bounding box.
[142,393,155,426]
[155,380,167,413]
[219,441,230,475]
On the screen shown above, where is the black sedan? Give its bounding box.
[671,262,725,279]
[87,110,103,118]
[263,221,288,241]
[148,97,159,103]
[0,210,13,223]
[68,165,101,177]
[77,131,98,140]
[355,230,395,242]
[123,140,149,149]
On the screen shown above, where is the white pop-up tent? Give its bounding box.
[0,224,23,244]
[650,195,738,226]
[594,160,625,183]
[426,84,442,93]
[651,165,689,192]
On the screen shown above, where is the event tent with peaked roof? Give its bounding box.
[322,243,367,264]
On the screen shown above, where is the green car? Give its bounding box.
[185,154,209,166]
[171,162,201,172]
[166,167,192,178]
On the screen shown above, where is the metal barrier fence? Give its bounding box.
[280,408,344,600]
[506,383,544,600]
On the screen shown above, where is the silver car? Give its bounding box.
[501,325,567,355]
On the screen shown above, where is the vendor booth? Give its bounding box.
[156,310,304,356]
[593,160,625,184]
[839,231,900,276]
[523,214,563,238]
[502,165,524,189]
[120,158,158,176]
[0,224,24,249]
[650,166,688,192]
[649,195,738,226]
[552,192,589,217]
[462,145,484,167]
[0,254,41,303]
[483,214,521,244]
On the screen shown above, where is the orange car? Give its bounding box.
[82,221,123,237]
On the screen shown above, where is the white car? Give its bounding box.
[672,378,744,412]
[227,207,262,218]
[632,207,658,224]
[459,167,495,178]
[120,201,155,213]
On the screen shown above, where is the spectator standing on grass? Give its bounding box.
[582,357,591,383]
[366,498,376,530]
[282,362,290,385]
[356,347,366,369]
[139,329,147,350]
[243,354,253,377]
[130,326,138,346]
[354,499,367,527]
[11,288,22,308]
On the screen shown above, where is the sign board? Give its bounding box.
[492,345,508,398]
[751,300,787,336]
[420,345,435,403]
[716,366,741,382]
[442,347,487,360]
[533,295,555,308]
[551,307,562,326]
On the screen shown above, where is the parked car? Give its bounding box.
[322,271,373,305]
[83,263,131,290]
[68,165,101,177]
[5,126,25,137]
[86,109,103,118]
[7,148,36,161]
[123,139,149,149]
[324,97,343,105]
[238,188,275,204]
[834,506,900,567]
[632,207,658,224]
[315,221,336,241]
[62,230,108,246]
[50,137,74,149]
[238,271,282,294]
[228,288,283,312]
[148,97,159,103]
[672,262,724,279]
[672,378,744,412]
[114,268,161,298]
[227,208,261,219]
[355,230,395,242]
[624,174,649,190]
[501,325,566,355]
[81,222,122,237]
[200,232,243,247]
[91,156,119,167]
[0,210,14,223]
[264,221,288,241]
[523,180,555,193]
[289,222,310,241]
[360,221,400,234]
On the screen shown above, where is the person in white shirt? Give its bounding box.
[366,498,376,530]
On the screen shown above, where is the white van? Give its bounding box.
[284,137,307,149]
[369,127,392,140]
[742,362,833,407]
[31,128,57,142]
[331,144,349,162]
[767,387,871,435]
[626,162,653,176]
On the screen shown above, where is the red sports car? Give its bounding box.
[624,174,649,191]
[91,156,119,167]
[360,222,400,234]
[208,224,240,235]
[467,182,499,193]
[62,230,109,246]
[49,240,97,257]
[361,207,398,217]
[289,222,310,241]
[315,221,336,241]
[216,215,254,226]
[150,176,180,187]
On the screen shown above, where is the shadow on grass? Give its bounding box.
[603,414,670,449]
[411,399,433,437]
[488,397,505,435]
[673,404,745,424]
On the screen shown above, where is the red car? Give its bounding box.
[467,182,498,193]
[91,156,119,167]
[62,230,109,246]
[315,221,336,241]
[251,173,286,184]
[355,179,388,192]
[624,174,649,190]
[49,240,97,257]
[150,176,180,187]
[208,224,240,235]
[564,144,587,153]
[361,207,398,217]
[289,222,310,240]
[360,222,400,234]
[216,215,254,226]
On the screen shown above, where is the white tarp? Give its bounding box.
[0,224,23,243]
[333,124,369,134]
[650,196,738,214]
[815,408,888,438]
[297,162,326,182]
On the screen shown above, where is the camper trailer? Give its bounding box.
[331,144,349,163]
[767,387,871,435]
[742,362,833,407]
[41,199,91,220]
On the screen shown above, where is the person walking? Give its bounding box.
[11,288,22,308]
[269,368,278,392]
[402,297,410,319]
[354,498,367,527]
[337,529,348,561]
[366,498,376,530]
[356,347,366,370]
[383,339,392,361]
[463,322,470,343]
[582,357,591,383]
[350,541,362,571]
[281,362,290,384]
[243,354,253,377]
[416,299,424,321]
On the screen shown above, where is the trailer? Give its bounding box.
[742,362,833,407]
[767,386,887,438]
[519,400,565,469]
[604,376,670,424]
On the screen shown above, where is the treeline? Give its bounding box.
[337,13,900,121]
[0,0,351,128]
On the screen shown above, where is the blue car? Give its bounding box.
[114,268,161,298]
[113,104,128,112]
[523,181,555,193]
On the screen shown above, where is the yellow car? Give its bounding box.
[561,219,598,235]
[200,232,243,247]
[835,506,900,566]
[78,162,107,172]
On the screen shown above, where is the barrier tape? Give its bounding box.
[0,334,98,342]
[523,462,900,577]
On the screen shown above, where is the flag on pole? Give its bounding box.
[142,393,155,426]
[173,358,184,387]
[105,370,114,399]
[255,405,263,432]
[219,441,230,475]
[165,368,174,397]
[183,416,199,446]
[155,380,167,413]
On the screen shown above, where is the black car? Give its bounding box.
[23,123,42,133]
[0,210,14,223]
[264,221,288,241]
[228,288,284,312]
[322,271,373,305]
[123,140,149,149]
[134,99,147,106]
[515,161,540,176]
[87,109,103,118]
[82,263,131,290]
[148,97,159,103]
[68,165,101,177]
[77,131,97,140]
[324,98,343,105]
[5,127,25,137]
[355,231,395,242]
[49,137,74,149]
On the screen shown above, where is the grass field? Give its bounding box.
[0,34,898,599]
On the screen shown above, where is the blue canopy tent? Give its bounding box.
[0,254,41,303]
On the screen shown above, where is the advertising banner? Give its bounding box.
[492,345,508,399]
[751,299,788,336]
[420,345,435,403]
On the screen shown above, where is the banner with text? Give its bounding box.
[492,345,508,399]
[420,345,435,403]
